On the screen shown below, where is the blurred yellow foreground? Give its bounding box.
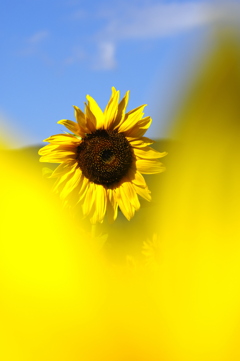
[1,30,240,360]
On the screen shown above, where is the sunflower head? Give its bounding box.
[39,87,166,224]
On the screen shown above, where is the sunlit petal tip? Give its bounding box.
[57,119,65,124]
[86,94,104,129]
[133,183,152,202]
[133,147,167,160]
[84,102,96,131]
[160,151,168,157]
[86,95,95,105]
[126,136,155,147]
[72,104,89,134]
[159,164,166,173]
[57,119,80,133]
[103,89,120,129]
[72,104,84,112]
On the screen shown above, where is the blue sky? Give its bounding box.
[0,0,237,147]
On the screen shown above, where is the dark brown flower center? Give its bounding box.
[76,129,133,186]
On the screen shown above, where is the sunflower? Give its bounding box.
[39,87,166,223]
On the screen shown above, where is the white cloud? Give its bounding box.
[92,41,116,70]
[97,1,240,41]
[84,0,240,73]
[88,0,240,71]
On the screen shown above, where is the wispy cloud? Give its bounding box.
[92,41,116,70]
[19,30,50,57]
[63,42,116,70]
[19,1,239,71]
[97,1,235,41]
[88,1,221,71]
[27,30,49,44]
[83,0,240,70]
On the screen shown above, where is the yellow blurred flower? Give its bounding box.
[39,87,166,223]
[142,233,161,268]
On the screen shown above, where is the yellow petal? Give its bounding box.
[86,95,104,129]
[131,192,140,211]
[60,166,82,199]
[107,188,118,223]
[113,90,130,130]
[39,151,76,163]
[77,175,89,203]
[39,143,77,159]
[57,120,80,135]
[82,182,95,216]
[136,159,165,174]
[90,185,107,223]
[118,104,146,133]
[114,187,130,220]
[132,183,151,202]
[73,105,89,133]
[126,136,154,147]
[49,160,76,178]
[124,116,152,138]
[96,185,107,222]
[39,144,77,163]
[38,144,60,155]
[129,169,147,187]
[114,182,135,220]
[44,133,80,144]
[104,87,117,113]
[133,147,167,159]
[63,171,84,206]
[85,102,97,133]
[104,87,120,129]
[125,180,140,211]
[53,162,78,192]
